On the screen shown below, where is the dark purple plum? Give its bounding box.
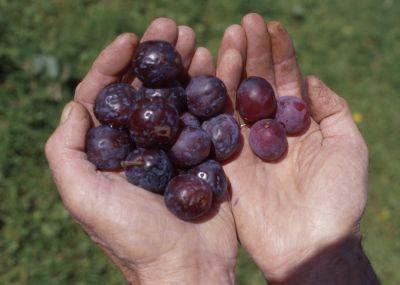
[276,96,311,135]
[169,126,211,168]
[122,148,174,194]
[249,119,288,161]
[186,75,227,118]
[202,114,240,161]
[236,76,277,122]
[189,160,228,199]
[139,82,186,114]
[128,97,179,149]
[94,83,139,128]
[180,112,200,128]
[86,125,133,170]
[164,174,212,221]
[133,40,182,87]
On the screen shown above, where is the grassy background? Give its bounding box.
[1,0,399,284]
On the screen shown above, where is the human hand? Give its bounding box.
[45,18,240,285]
[220,13,377,283]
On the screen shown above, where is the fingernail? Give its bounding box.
[116,33,138,46]
[268,21,285,35]
[117,33,134,40]
[60,102,74,124]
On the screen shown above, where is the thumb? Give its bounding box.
[304,76,366,150]
[45,101,99,221]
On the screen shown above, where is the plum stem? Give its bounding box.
[121,158,144,168]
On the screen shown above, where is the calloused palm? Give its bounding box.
[218,14,369,281]
[45,18,240,284]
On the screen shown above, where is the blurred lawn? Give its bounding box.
[1,0,399,284]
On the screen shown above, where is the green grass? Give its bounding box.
[1,0,399,284]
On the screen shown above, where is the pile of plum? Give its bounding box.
[86,41,239,221]
[85,40,310,221]
[236,77,311,161]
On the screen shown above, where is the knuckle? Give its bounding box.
[276,55,297,74]
[336,96,348,111]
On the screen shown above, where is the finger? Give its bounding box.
[45,101,99,220]
[188,47,215,76]
[217,24,246,66]
[75,33,138,109]
[141,17,179,45]
[217,49,243,114]
[242,13,274,84]
[305,76,366,147]
[45,102,168,241]
[267,21,302,98]
[175,25,196,70]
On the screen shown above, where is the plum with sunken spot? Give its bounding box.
[133,40,182,87]
[122,148,174,194]
[94,83,139,128]
[276,96,311,135]
[202,114,240,161]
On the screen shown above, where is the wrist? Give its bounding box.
[123,257,235,285]
[265,234,379,285]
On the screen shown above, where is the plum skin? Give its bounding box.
[249,119,288,161]
[132,40,182,87]
[236,76,276,122]
[139,82,186,114]
[94,83,139,128]
[202,114,240,161]
[169,126,211,168]
[128,97,180,149]
[188,159,228,199]
[180,112,200,128]
[186,75,228,118]
[276,96,311,135]
[164,174,213,221]
[85,125,133,170]
[123,148,174,194]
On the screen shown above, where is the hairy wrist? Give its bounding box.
[266,235,379,285]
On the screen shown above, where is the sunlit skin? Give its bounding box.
[46,14,371,284]
[45,18,239,284]
[222,13,369,282]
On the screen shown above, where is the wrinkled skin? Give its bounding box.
[221,13,369,282]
